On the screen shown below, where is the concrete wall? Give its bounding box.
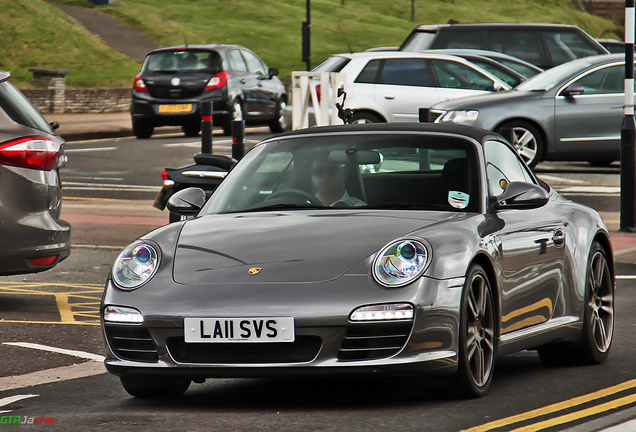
[21,88,131,114]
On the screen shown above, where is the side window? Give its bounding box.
[242,50,266,76]
[438,30,484,50]
[568,65,623,95]
[227,50,248,72]
[484,140,534,196]
[377,59,432,87]
[355,59,381,84]
[430,60,494,91]
[491,31,542,66]
[543,30,601,64]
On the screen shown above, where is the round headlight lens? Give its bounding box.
[373,240,430,287]
[112,242,159,290]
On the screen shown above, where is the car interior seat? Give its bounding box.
[441,158,471,207]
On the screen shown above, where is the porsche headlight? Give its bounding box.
[438,110,479,123]
[373,240,430,287]
[112,242,159,290]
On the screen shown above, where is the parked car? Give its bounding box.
[430,54,626,167]
[0,71,70,276]
[424,49,543,87]
[102,123,614,399]
[596,38,626,54]
[312,52,510,123]
[131,44,287,138]
[400,23,609,70]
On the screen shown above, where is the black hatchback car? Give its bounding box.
[0,71,70,276]
[131,44,288,138]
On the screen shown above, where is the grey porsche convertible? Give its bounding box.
[101,123,614,399]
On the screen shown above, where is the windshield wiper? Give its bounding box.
[224,203,326,213]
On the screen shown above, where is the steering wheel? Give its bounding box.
[265,189,323,206]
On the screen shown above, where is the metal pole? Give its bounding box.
[201,101,213,154]
[306,0,311,71]
[621,0,636,232]
[232,119,245,160]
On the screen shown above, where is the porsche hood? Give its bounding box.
[172,210,460,284]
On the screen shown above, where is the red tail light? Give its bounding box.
[161,169,169,181]
[205,71,228,91]
[29,256,57,266]
[0,137,60,171]
[133,75,148,93]
[315,84,321,102]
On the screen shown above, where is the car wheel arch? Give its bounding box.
[351,109,387,122]
[469,252,501,339]
[494,118,549,158]
[593,231,614,281]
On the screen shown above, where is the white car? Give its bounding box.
[313,52,511,123]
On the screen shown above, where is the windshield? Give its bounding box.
[0,81,54,133]
[202,134,480,214]
[495,58,542,78]
[145,50,221,73]
[401,31,438,52]
[469,60,521,87]
[516,60,591,92]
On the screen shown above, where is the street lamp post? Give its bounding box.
[621,0,636,232]
[302,0,311,71]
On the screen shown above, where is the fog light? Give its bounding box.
[350,303,414,321]
[103,306,144,323]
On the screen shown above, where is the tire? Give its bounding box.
[120,376,190,399]
[181,121,200,137]
[132,119,154,139]
[351,111,382,124]
[269,99,288,133]
[449,264,497,398]
[496,121,544,169]
[538,241,614,366]
[223,100,243,136]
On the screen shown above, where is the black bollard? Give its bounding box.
[201,101,213,154]
[232,119,245,160]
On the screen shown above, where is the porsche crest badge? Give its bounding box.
[248,267,262,276]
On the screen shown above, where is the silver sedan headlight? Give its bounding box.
[112,242,160,290]
[438,110,479,124]
[373,240,430,287]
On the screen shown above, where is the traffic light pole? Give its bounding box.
[621,0,636,232]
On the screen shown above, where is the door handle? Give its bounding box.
[384,95,395,100]
[552,229,565,247]
[240,79,246,84]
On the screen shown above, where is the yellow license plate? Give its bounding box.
[158,104,193,114]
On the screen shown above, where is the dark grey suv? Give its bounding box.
[0,71,70,276]
[400,23,609,70]
[131,44,287,138]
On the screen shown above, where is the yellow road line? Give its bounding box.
[0,320,99,326]
[461,378,636,431]
[54,294,77,324]
[509,393,636,432]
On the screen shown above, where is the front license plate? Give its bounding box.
[158,104,193,114]
[184,317,295,343]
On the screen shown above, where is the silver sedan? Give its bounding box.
[431,54,625,167]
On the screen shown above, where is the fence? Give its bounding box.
[291,72,346,130]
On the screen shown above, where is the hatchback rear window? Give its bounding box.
[145,50,222,73]
[312,56,351,73]
[0,81,52,133]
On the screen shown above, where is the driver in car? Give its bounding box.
[311,153,366,207]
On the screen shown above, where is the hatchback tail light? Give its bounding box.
[205,71,229,91]
[133,75,148,93]
[0,137,60,171]
[315,84,321,102]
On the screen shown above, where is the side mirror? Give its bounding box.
[166,187,206,216]
[268,67,279,78]
[561,85,584,98]
[49,121,60,130]
[494,182,549,210]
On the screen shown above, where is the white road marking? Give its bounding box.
[62,181,160,192]
[64,146,118,153]
[163,141,234,148]
[539,174,591,185]
[0,362,106,392]
[63,176,124,181]
[0,394,38,408]
[72,244,124,250]
[556,186,621,194]
[3,342,105,362]
[616,275,636,280]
